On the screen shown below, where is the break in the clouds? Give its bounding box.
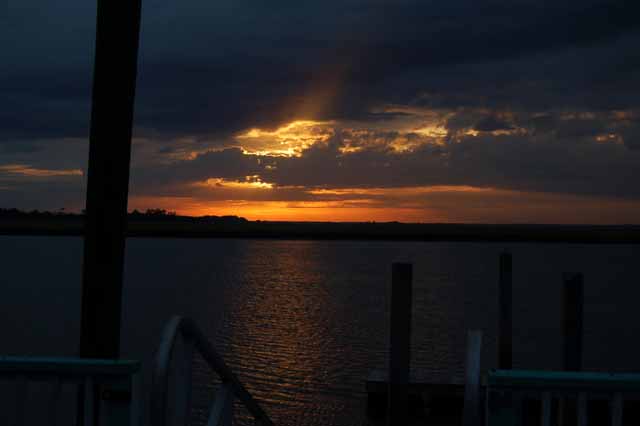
[2,0,640,222]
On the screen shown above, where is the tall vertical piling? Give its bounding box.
[499,251,513,370]
[388,263,412,426]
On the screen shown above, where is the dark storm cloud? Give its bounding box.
[621,124,640,150]
[3,0,640,142]
[131,147,261,191]
[4,0,640,216]
[0,178,85,211]
[473,116,513,132]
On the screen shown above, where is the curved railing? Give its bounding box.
[151,316,274,426]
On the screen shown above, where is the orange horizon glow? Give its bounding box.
[127,185,640,224]
[130,199,443,222]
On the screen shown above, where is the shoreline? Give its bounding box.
[1,219,640,243]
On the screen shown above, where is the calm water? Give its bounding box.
[1,237,639,425]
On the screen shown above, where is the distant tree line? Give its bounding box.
[0,207,76,217]
[130,208,177,217]
[0,207,248,224]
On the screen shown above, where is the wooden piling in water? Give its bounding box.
[563,272,584,372]
[388,263,412,426]
[499,251,513,370]
[560,272,584,425]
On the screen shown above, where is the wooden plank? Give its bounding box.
[463,330,482,426]
[488,370,640,392]
[15,375,27,426]
[84,377,95,426]
[487,388,521,426]
[130,372,141,426]
[367,368,466,391]
[499,251,513,370]
[513,391,524,426]
[48,377,62,426]
[79,0,142,360]
[99,376,136,426]
[0,356,140,375]
[557,397,564,426]
[387,263,412,426]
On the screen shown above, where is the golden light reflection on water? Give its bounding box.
[222,241,347,420]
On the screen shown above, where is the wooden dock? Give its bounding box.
[366,369,471,397]
[365,369,484,424]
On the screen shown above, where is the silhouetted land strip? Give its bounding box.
[1,209,639,243]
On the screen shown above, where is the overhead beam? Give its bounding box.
[79,0,142,359]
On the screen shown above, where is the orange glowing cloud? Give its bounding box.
[307,185,493,196]
[236,120,334,157]
[196,176,274,190]
[234,110,454,157]
[0,164,83,178]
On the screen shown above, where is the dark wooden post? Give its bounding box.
[387,263,412,426]
[563,273,584,371]
[499,251,513,370]
[79,0,142,360]
[559,273,584,425]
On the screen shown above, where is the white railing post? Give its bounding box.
[130,372,142,426]
[577,392,587,426]
[152,316,274,426]
[540,392,551,426]
[99,376,139,426]
[488,370,640,426]
[611,392,623,426]
[207,383,234,426]
[84,376,95,426]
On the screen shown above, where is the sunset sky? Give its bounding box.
[2,0,640,223]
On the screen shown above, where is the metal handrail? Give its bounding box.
[486,369,640,426]
[150,316,274,426]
